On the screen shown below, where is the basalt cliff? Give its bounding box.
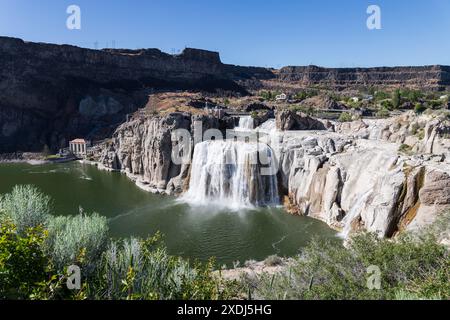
[1,36,450,153]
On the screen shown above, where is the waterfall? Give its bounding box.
[339,189,373,238]
[182,140,279,209]
[237,116,254,130]
[257,119,276,133]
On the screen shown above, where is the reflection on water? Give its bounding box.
[0,162,338,266]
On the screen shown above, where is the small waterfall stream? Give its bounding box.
[339,189,373,238]
[237,116,254,130]
[182,140,279,209]
[257,119,276,133]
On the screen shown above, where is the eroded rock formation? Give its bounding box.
[276,112,450,237]
[97,109,450,238]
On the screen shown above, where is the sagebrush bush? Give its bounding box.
[91,234,236,300]
[45,211,109,273]
[0,185,51,234]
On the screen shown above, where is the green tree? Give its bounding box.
[392,90,401,109]
[414,103,426,114]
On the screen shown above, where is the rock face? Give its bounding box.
[334,111,450,161]
[274,111,450,237]
[275,110,327,131]
[99,113,191,193]
[275,130,450,237]
[276,65,450,90]
[2,36,450,154]
[0,36,271,153]
[98,112,236,195]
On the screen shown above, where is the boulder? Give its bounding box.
[276,110,326,131]
[419,169,450,205]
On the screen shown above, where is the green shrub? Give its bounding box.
[241,230,449,300]
[409,122,420,135]
[376,107,390,118]
[392,90,401,109]
[45,211,109,273]
[414,103,427,114]
[0,221,50,299]
[294,90,318,101]
[380,99,394,110]
[290,105,314,115]
[374,91,390,101]
[338,112,353,122]
[0,185,51,234]
[398,144,413,154]
[426,100,444,109]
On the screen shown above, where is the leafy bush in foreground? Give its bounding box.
[0,221,49,299]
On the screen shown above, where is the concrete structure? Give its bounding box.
[69,139,89,157]
[276,93,287,101]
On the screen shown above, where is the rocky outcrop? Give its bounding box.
[334,111,450,162]
[95,107,450,237]
[97,106,450,237]
[98,112,237,195]
[99,113,192,193]
[272,111,450,237]
[275,110,328,131]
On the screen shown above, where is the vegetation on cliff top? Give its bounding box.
[0,185,449,300]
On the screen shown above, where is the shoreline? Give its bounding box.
[0,152,79,165]
[79,159,168,195]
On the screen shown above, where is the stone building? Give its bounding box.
[69,139,90,157]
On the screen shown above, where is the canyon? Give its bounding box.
[1,37,450,240]
[1,36,450,153]
[95,109,450,238]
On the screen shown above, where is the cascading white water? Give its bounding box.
[257,119,276,133]
[237,116,254,130]
[339,189,373,238]
[182,140,279,209]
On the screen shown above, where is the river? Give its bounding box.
[0,162,338,266]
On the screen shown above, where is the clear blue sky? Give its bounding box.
[1,0,449,68]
